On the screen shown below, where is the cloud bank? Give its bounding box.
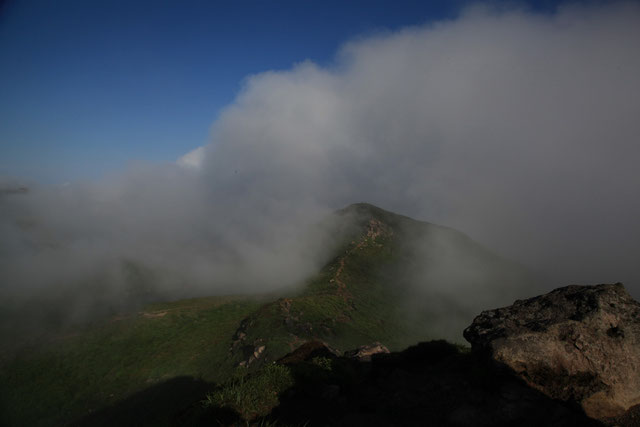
[2,2,640,321]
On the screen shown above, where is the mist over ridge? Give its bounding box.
[1,1,640,323]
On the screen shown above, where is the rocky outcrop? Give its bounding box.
[343,341,390,361]
[464,283,640,421]
[230,317,270,367]
[277,340,339,365]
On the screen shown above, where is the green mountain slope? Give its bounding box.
[0,296,263,426]
[0,203,537,426]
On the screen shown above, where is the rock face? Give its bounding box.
[464,283,640,420]
[277,340,339,365]
[344,342,390,361]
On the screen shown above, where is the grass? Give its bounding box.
[204,364,295,420]
[0,296,262,427]
[203,355,338,424]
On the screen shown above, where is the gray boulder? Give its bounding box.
[464,283,640,421]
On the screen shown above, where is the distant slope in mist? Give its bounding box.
[0,203,538,426]
[227,203,539,364]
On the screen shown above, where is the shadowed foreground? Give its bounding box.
[261,340,601,427]
[80,341,604,426]
[71,376,232,427]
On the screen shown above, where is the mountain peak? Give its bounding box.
[336,202,425,230]
[339,202,398,216]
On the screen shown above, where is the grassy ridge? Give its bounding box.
[224,207,437,372]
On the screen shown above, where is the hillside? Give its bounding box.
[0,203,537,426]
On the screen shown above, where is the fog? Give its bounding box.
[2,2,640,331]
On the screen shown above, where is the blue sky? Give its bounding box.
[0,0,580,183]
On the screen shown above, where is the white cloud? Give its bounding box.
[2,1,640,313]
[177,146,206,170]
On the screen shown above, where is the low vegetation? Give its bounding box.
[0,297,262,426]
[204,364,295,420]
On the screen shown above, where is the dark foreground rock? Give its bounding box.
[264,341,600,427]
[464,283,640,422]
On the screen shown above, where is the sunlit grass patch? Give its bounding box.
[204,364,294,420]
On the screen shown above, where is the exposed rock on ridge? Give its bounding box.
[464,283,640,421]
[343,341,389,361]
